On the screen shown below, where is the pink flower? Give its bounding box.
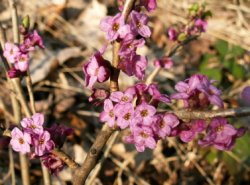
[41,153,65,175]
[33,131,54,156]
[134,101,156,126]
[10,127,31,154]
[100,13,125,41]
[198,117,244,150]
[171,74,223,108]
[119,34,145,57]
[21,113,44,134]
[14,54,29,72]
[100,99,116,128]
[194,19,207,32]
[83,52,110,89]
[130,11,151,38]
[114,103,134,129]
[140,0,157,12]
[147,83,170,104]
[179,120,206,142]
[110,89,134,104]
[125,125,157,152]
[3,42,20,63]
[21,30,45,52]
[168,28,177,41]
[153,56,173,69]
[153,113,180,139]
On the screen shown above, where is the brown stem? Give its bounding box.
[172,107,250,120]
[51,149,79,169]
[72,1,136,184]
[25,70,36,114]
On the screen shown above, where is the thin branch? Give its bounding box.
[8,0,20,43]
[172,107,250,120]
[145,35,198,84]
[25,70,36,114]
[51,149,79,169]
[72,0,136,184]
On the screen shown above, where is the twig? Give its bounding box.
[41,162,52,185]
[145,35,198,85]
[72,1,136,184]
[172,107,250,120]
[51,149,79,169]
[86,131,119,185]
[8,0,20,43]
[25,70,36,114]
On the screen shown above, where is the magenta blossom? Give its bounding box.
[179,119,206,143]
[130,10,151,38]
[33,131,54,156]
[21,30,45,52]
[134,101,156,126]
[125,125,157,152]
[154,56,173,69]
[140,0,157,12]
[171,74,223,108]
[168,28,178,41]
[14,53,29,72]
[198,117,245,150]
[83,51,110,89]
[100,13,125,41]
[114,103,134,129]
[194,19,208,32]
[100,99,116,128]
[21,113,44,134]
[3,42,20,63]
[10,127,31,154]
[119,34,145,57]
[153,113,180,139]
[110,89,134,104]
[147,83,171,104]
[41,153,65,175]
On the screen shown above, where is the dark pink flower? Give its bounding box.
[10,127,31,154]
[134,101,156,126]
[83,52,110,89]
[194,19,207,32]
[140,0,157,12]
[114,103,134,129]
[100,99,116,127]
[41,153,65,175]
[110,90,134,104]
[168,28,178,41]
[100,13,125,41]
[154,56,173,69]
[3,42,20,63]
[130,11,151,38]
[125,125,157,152]
[153,113,180,139]
[33,131,54,156]
[171,74,223,108]
[21,113,44,134]
[198,117,245,150]
[147,83,170,104]
[179,120,206,142]
[119,34,145,57]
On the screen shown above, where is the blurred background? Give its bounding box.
[0,0,250,184]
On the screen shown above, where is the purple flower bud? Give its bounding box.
[241,86,250,105]
[41,153,65,175]
[168,28,177,41]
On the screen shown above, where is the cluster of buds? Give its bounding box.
[167,3,211,42]
[3,16,44,78]
[10,113,72,174]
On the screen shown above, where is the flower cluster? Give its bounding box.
[98,74,246,152]
[3,21,44,78]
[100,83,176,152]
[83,2,156,89]
[167,3,211,42]
[171,74,223,108]
[10,113,72,174]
